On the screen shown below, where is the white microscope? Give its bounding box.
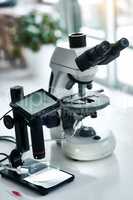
[49,33,129,161]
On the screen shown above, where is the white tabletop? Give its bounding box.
[0,105,133,200]
[0,44,133,199]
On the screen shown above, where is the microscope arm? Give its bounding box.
[49,70,74,98]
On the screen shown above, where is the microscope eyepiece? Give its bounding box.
[75,38,129,71]
[113,38,129,51]
[75,40,111,71]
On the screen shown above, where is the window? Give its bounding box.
[63,0,132,93]
[79,0,108,81]
[116,0,133,91]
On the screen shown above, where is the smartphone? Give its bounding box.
[0,159,74,195]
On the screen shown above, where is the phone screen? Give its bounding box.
[24,167,73,189]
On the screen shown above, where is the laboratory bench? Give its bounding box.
[0,105,133,200]
[0,42,133,200]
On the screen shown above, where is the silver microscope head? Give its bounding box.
[49,32,129,98]
[50,33,98,85]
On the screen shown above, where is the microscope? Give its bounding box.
[0,33,129,195]
[0,86,74,195]
[49,32,129,161]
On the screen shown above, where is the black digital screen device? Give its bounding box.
[0,87,75,195]
[11,89,60,120]
[10,88,61,160]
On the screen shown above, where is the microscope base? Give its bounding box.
[62,130,116,161]
[0,158,74,195]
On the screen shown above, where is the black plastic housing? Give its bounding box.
[10,86,29,153]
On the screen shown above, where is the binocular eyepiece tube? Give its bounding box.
[75,38,129,72]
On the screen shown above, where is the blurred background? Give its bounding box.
[0,0,133,113]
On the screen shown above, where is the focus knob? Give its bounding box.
[3,115,14,129]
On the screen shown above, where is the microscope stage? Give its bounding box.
[62,91,110,116]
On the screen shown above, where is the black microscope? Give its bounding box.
[0,86,74,195]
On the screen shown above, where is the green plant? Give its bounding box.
[14,11,62,52]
